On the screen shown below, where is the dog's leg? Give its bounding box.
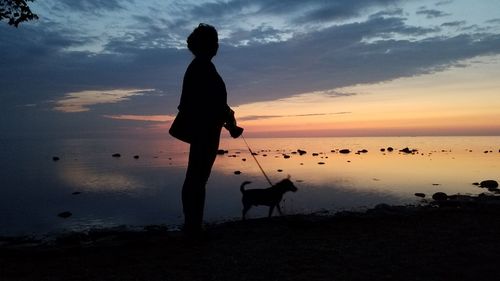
[276,204,283,216]
[268,205,275,217]
[242,205,251,220]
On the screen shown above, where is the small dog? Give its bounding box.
[240,176,298,220]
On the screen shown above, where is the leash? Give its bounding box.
[241,135,273,186]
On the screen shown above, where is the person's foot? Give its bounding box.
[182,224,208,244]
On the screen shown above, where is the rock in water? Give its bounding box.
[480,180,499,189]
[58,211,72,218]
[112,153,121,158]
[414,193,426,198]
[133,155,139,159]
[387,147,394,152]
[432,192,448,201]
[339,149,351,154]
[297,149,307,155]
[234,170,241,175]
[399,147,417,154]
[52,156,60,161]
[217,149,228,155]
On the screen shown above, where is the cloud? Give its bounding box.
[441,21,466,27]
[239,112,352,122]
[416,8,450,19]
[369,8,404,19]
[187,0,402,25]
[486,18,500,24]
[226,25,289,46]
[53,89,155,113]
[103,114,174,122]
[2,12,499,111]
[51,0,130,12]
[306,90,358,98]
[435,0,454,6]
[292,0,401,24]
[3,12,500,113]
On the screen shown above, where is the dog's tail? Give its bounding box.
[240,181,252,193]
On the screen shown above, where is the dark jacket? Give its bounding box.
[178,57,231,134]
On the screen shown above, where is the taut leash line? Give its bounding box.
[241,135,273,186]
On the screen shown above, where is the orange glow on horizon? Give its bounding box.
[231,55,500,137]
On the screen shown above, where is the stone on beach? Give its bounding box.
[432,192,448,201]
[414,193,426,198]
[234,171,241,175]
[387,147,394,152]
[297,149,307,155]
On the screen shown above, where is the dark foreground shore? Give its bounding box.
[2,202,500,281]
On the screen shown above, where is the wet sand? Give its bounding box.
[2,201,500,281]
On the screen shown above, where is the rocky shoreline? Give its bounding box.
[2,194,500,281]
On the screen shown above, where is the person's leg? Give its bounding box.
[182,128,221,233]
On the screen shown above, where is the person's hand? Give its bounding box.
[228,125,244,138]
[224,109,243,138]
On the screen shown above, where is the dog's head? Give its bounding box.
[276,175,298,193]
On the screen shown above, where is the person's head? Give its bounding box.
[187,23,218,59]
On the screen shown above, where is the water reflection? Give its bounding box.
[57,164,145,192]
[216,136,499,198]
[0,136,498,235]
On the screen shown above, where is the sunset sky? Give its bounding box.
[1,0,500,138]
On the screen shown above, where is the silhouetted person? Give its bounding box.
[177,23,243,237]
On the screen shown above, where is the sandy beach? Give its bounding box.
[2,197,500,281]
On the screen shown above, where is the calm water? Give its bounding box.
[1,136,499,236]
